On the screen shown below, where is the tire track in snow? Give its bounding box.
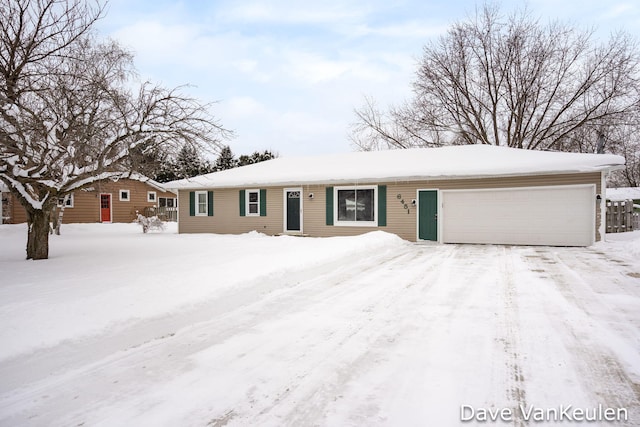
[243,245,460,426]
[522,248,640,425]
[274,244,508,426]
[0,242,413,393]
[497,247,528,427]
[0,243,433,426]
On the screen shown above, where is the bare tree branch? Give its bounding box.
[0,0,231,259]
[350,3,640,154]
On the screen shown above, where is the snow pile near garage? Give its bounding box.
[602,230,640,258]
[167,145,625,189]
[0,223,407,362]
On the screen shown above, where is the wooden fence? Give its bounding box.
[606,200,639,233]
[143,206,178,222]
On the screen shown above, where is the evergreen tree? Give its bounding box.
[153,145,215,182]
[176,145,205,177]
[214,146,238,171]
[237,150,276,166]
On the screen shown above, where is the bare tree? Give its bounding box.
[351,3,640,152]
[596,122,640,187]
[0,0,230,259]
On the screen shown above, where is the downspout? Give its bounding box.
[600,171,607,242]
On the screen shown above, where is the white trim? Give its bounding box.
[416,188,441,243]
[440,184,596,246]
[600,172,607,242]
[147,191,157,203]
[159,197,177,208]
[246,189,260,216]
[119,189,130,202]
[99,193,112,223]
[333,185,378,227]
[57,193,74,208]
[283,187,303,233]
[195,191,208,216]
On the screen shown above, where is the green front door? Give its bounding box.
[286,190,301,231]
[418,190,438,241]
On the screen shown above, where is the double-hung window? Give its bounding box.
[335,186,377,226]
[195,191,208,216]
[247,190,260,216]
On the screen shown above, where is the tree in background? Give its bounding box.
[212,146,276,171]
[350,4,640,184]
[154,145,214,182]
[152,146,276,182]
[237,150,276,167]
[213,145,237,171]
[0,0,230,259]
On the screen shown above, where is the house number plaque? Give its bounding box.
[396,193,410,214]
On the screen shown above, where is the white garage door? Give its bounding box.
[441,185,595,246]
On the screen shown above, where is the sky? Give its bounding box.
[95,0,640,158]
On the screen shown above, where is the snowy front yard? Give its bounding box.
[0,224,639,426]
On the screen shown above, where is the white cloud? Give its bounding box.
[218,0,370,25]
[602,2,637,19]
[113,20,197,57]
[350,21,449,39]
[283,51,353,83]
[226,96,266,117]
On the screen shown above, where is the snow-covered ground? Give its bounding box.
[0,224,638,426]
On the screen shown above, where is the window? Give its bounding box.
[189,191,212,217]
[57,193,74,208]
[147,191,156,203]
[159,197,176,208]
[195,191,208,216]
[119,189,130,201]
[247,189,259,216]
[335,186,377,226]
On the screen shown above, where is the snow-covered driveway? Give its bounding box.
[0,225,639,426]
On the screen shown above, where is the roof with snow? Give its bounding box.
[124,173,175,194]
[165,145,625,190]
[606,187,640,201]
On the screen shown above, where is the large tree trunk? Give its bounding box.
[26,208,50,260]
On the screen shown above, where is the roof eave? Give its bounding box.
[166,167,620,190]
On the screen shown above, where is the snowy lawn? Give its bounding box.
[0,223,639,426]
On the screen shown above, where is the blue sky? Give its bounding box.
[96,0,640,157]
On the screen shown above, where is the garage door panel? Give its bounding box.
[441,185,594,246]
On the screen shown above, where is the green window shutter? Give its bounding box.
[326,187,334,225]
[378,185,387,227]
[259,189,267,217]
[207,191,214,216]
[189,191,195,216]
[239,190,246,216]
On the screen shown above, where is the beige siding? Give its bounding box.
[177,172,604,242]
[178,187,284,235]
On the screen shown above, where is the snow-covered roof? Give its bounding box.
[165,145,625,190]
[606,187,640,201]
[124,173,175,194]
[0,182,8,192]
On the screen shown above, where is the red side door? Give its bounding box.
[100,194,111,222]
